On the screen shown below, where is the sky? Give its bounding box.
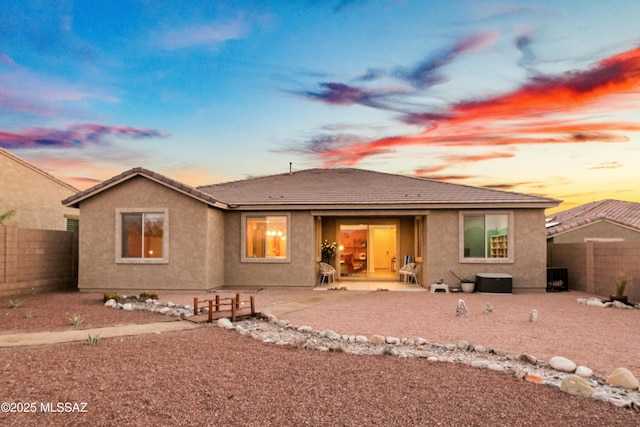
[1,1,639,213]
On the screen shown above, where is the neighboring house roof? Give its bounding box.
[62,167,225,209]
[546,199,640,238]
[0,148,79,194]
[198,168,560,209]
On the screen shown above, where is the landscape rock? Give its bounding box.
[456,299,468,316]
[324,330,341,340]
[518,353,537,364]
[104,299,117,308]
[549,356,576,373]
[385,336,400,345]
[217,318,234,329]
[370,335,385,345]
[561,374,593,397]
[122,303,134,311]
[575,366,593,378]
[606,367,640,390]
[529,309,538,322]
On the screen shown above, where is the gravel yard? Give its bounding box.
[1,288,639,426]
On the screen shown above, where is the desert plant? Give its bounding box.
[103,292,120,303]
[615,272,628,297]
[87,334,100,346]
[69,314,85,326]
[24,311,33,320]
[0,209,16,224]
[8,299,22,308]
[139,291,158,300]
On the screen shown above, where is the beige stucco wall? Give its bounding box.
[425,209,547,291]
[77,176,221,292]
[223,211,316,286]
[550,221,640,243]
[0,150,78,230]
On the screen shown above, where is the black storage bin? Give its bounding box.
[475,273,512,293]
[547,268,568,292]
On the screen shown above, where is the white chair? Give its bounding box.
[318,262,337,286]
[399,263,420,286]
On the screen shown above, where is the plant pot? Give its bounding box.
[610,295,628,304]
[461,281,475,293]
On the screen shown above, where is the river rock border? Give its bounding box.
[105,298,640,411]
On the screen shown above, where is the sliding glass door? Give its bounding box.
[339,222,397,280]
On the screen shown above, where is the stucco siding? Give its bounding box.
[0,151,78,230]
[206,207,225,288]
[425,209,547,291]
[77,176,214,292]
[223,211,315,286]
[550,221,640,243]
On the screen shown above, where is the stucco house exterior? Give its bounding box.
[1,148,79,230]
[546,199,640,243]
[62,167,560,293]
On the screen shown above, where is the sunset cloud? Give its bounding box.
[301,45,640,166]
[0,123,166,149]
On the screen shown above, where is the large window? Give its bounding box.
[116,208,168,263]
[460,212,513,263]
[242,214,290,262]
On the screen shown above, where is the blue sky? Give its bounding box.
[1,0,639,211]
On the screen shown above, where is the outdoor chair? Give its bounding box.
[399,262,420,286]
[318,262,337,286]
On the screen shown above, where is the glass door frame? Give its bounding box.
[336,218,399,281]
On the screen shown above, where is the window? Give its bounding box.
[460,212,513,263]
[116,208,168,263]
[242,214,290,262]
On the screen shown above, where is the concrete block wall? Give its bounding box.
[0,225,77,297]
[548,241,640,302]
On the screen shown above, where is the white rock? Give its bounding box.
[488,363,505,372]
[166,302,176,307]
[217,318,234,329]
[122,303,134,311]
[324,330,341,340]
[575,365,593,378]
[355,335,368,343]
[386,336,400,345]
[415,337,427,346]
[591,391,610,402]
[549,356,577,373]
[297,326,313,333]
[471,360,489,368]
[104,299,117,308]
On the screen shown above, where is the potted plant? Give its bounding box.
[610,272,629,304]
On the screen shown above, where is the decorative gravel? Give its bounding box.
[1,289,639,426]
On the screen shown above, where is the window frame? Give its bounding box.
[115,208,169,264]
[241,212,291,263]
[459,211,514,264]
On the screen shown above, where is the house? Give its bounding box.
[546,199,640,243]
[62,167,560,293]
[0,148,79,230]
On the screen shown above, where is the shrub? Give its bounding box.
[139,291,158,300]
[103,292,120,303]
[8,299,22,308]
[69,314,84,326]
[87,334,100,346]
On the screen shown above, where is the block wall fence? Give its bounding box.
[0,225,78,297]
[548,241,640,303]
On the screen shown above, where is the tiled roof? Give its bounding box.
[198,168,560,208]
[546,199,640,237]
[62,167,222,208]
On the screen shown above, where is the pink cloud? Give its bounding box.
[0,123,166,149]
